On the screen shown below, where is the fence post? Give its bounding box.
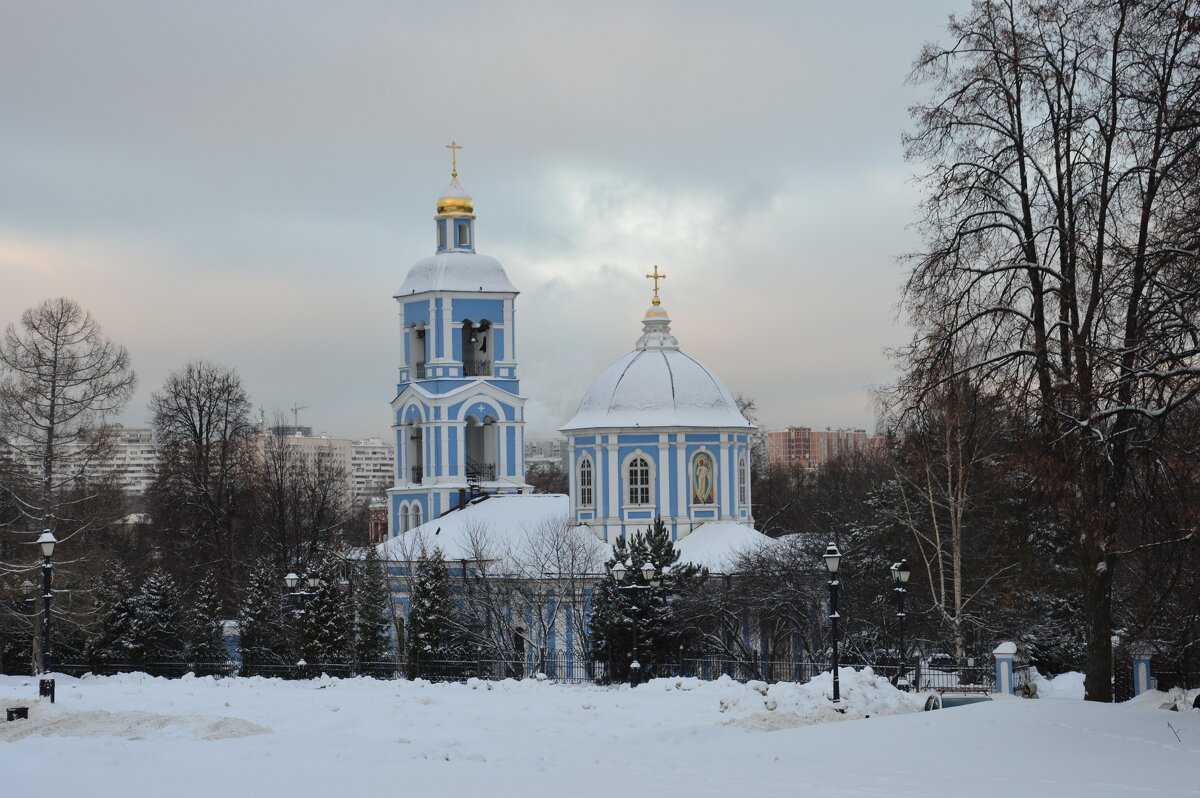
[1131,644,1153,697]
[993,642,1017,695]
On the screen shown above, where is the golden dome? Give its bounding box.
[437,176,475,216]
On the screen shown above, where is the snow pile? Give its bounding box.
[1031,669,1085,699]
[641,668,923,731]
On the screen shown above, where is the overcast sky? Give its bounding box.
[0,0,966,440]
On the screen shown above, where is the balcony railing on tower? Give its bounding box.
[463,357,492,377]
[413,362,426,379]
[410,466,423,483]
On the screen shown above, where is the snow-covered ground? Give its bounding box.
[1,669,1196,797]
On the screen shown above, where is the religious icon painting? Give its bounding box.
[691,451,716,505]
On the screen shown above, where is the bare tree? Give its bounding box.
[904,0,1200,700]
[0,298,135,551]
[148,360,254,579]
[253,415,352,574]
[0,298,134,671]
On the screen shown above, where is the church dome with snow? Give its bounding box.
[560,288,756,544]
[561,305,751,431]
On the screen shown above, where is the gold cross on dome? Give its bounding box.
[645,265,667,306]
[445,140,462,178]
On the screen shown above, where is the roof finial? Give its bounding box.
[645,265,667,306]
[445,140,462,178]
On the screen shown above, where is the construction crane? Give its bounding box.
[289,404,309,436]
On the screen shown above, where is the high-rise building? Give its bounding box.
[766,426,880,468]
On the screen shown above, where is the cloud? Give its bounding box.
[0,0,966,440]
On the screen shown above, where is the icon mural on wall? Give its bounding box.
[691,451,716,505]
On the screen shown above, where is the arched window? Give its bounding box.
[399,503,410,533]
[738,455,749,506]
[578,456,594,507]
[627,456,651,506]
[412,504,423,529]
[437,221,446,249]
[457,222,471,248]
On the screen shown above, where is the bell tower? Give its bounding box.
[387,144,531,537]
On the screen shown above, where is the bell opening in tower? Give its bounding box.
[407,424,424,484]
[462,320,493,377]
[465,417,497,482]
[409,325,427,379]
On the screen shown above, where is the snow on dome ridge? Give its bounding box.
[561,304,751,431]
[395,251,518,295]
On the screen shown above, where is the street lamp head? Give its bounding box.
[897,558,911,584]
[37,531,57,558]
[823,542,841,574]
[640,561,656,582]
[610,560,627,582]
[21,579,35,596]
[284,572,300,590]
[306,574,322,590]
[890,561,901,583]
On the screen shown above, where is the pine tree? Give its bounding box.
[130,568,185,675]
[589,518,702,682]
[84,562,138,670]
[304,558,351,673]
[189,571,228,676]
[238,557,289,676]
[354,549,395,676]
[406,548,466,677]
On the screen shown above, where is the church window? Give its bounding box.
[437,221,446,249]
[399,503,410,533]
[737,455,748,505]
[579,457,594,507]
[457,222,471,248]
[627,456,651,505]
[412,504,423,528]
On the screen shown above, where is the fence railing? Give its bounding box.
[45,656,1013,692]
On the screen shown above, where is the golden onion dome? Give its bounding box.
[437,176,475,215]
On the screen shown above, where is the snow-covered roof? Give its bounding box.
[561,304,752,432]
[395,252,518,296]
[560,348,752,431]
[674,522,776,572]
[376,493,770,575]
[376,494,577,564]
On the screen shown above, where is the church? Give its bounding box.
[381,147,768,574]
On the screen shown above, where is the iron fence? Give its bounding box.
[44,656,1017,693]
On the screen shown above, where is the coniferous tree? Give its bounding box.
[189,571,228,675]
[130,568,185,675]
[589,519,702,682]
[406,548,465,677]
[354,549,395,675]
[304,558,351,672]
[238,557,289,676]
[84,562,138,670]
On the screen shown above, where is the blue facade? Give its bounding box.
[565,431,753,542]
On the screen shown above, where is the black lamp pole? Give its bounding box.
[610,558,661,688]
[823,542,842,703]
[37,532,57,675]
[890,559,911,688]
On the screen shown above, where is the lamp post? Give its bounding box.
[609,558,662,687]
[890,559,911,688]
[285,571,322,679]
[36,532,57,675]
[823,542,842,703]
